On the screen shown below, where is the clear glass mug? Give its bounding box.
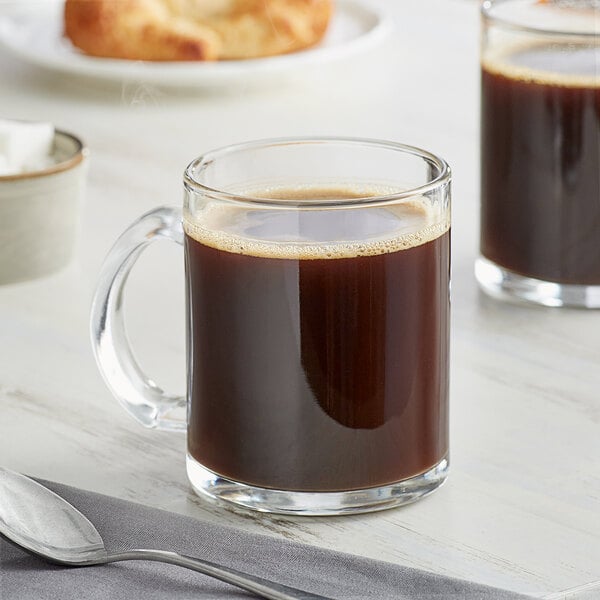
[477,0,600,308]
[91,138,451,515]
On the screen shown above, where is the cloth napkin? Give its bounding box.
[1,479,532,599]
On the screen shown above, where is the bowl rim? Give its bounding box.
[0,129,87,182]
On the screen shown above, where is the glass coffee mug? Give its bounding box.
[477,0,600,308]
[91,138,451,515]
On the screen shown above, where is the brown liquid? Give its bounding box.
[185,190,450,492]
[481,44,600,285]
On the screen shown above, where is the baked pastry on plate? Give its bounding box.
[64,0,333,61]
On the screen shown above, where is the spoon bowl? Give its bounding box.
[0,467,107,565]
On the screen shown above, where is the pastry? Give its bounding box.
[64,0,333,61]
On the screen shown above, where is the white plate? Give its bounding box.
[0,0,392,88]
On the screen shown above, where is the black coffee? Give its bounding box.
[184,189,450,492]
[481,43,600,284]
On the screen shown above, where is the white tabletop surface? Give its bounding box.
[1,1,599,598]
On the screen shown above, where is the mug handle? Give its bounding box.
[90,206,186,432]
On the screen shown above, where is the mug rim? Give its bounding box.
[482,0,600,38]
[183,137,451,209]
[0,129,87,183]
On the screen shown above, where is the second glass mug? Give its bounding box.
[91,138,451,515]
[477,0,600,308]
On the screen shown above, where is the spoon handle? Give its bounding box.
[105,548,333,600]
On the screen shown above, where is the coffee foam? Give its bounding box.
[184,189,449,260]
[483,41,600,88]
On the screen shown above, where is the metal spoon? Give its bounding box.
[0,468,331,600]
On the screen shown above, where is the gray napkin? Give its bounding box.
[0,480,532,599]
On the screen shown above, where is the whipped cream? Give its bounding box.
[0,119,54,176]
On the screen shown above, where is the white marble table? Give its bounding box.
[1,1,599,598]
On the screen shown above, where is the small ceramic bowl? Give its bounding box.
[0,130,88,285]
